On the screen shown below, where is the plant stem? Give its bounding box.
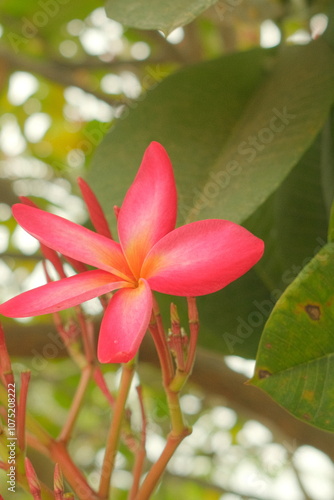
[98,360,136,499]
[134,428,191,500]
[22,407,97,500]
[17,371,31,451]
[0,323,15,387]
[75,307,95,365]
[93,366,115,407]
[129,386,147,500]
[167,389,189,436]
[58,364,93,443]
[185,297,199,374]
[149,297,174,387]
[137,297,197,499]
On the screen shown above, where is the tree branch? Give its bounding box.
[0,45,123,106]
[3,320,334,461]
[0,41,181,107]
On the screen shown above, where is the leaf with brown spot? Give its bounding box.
[258,369,272,379]
[305,304,321,321]
[250,243,334,433]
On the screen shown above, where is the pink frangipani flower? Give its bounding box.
[0,142,264,363]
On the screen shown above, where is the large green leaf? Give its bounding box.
[251,243,334,432]
[88,39,334,232]
[191,134,330,359]
[87,40,334,361]
[105,0,219,33]
[245,133,330,291]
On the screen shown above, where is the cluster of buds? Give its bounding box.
[25,459,74,500]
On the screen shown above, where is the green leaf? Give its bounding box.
[196,134,330,360]
[89,39,334,231]
[270,136,330,272]
[323,1,334,50]
[197,269,272,358]
[329,200,334,243]
[105,0,219,33]
[245,133,330,291]
[87,40,334,361]
[251,243,334,432]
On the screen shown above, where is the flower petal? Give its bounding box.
[142,220,264,296]
[12,205,132,281]
[97,279,152,364]
[0,270,128,317]
[118,142,177,278]
[78,177,113,239]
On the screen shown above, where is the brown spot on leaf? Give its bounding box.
[302,390,314,402]
[265,343,272,349]
[258,369,272,379]
[305,304,321,321]
[302,413,312,421]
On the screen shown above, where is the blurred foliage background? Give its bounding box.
[0,0,334,499]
